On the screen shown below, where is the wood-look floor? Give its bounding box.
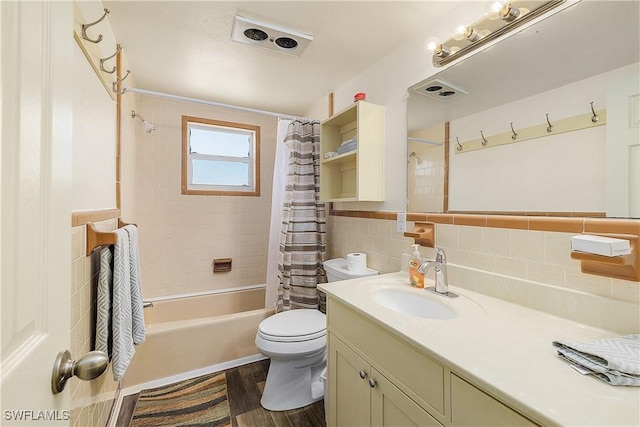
[116,359,326,427]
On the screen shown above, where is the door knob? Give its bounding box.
[51,349,108,394]
[359,369,367,379]
[368,378,377,388]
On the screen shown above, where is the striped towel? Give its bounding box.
[553,334,640,386]
[112,228,135,381]
[124,225,146,345]
[95,246,113,356]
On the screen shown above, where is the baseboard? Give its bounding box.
[108,353,267,427]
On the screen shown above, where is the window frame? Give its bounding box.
[181,115,261,196]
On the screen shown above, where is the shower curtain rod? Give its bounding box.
[122,87,302,120]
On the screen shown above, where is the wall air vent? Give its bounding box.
[231,15,313,57]
[411,78,467,100]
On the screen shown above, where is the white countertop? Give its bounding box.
[319,272,640,427]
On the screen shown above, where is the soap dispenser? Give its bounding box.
[408,244,425,288]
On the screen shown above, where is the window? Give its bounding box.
[182,116,260,196]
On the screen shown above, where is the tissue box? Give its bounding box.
[571,235,631,257]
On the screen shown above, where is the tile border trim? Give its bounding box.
[72,208,121,227]
[329,209,639,234]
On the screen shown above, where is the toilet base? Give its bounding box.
[260,358,325,411]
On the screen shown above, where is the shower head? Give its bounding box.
[131,110,156,133]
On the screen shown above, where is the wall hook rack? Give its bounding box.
[456,136,462,151]
[590,101,600,123]
[99,44,120,74]
[81,8,110,44]
[112,69,131,95]
[546,113,554,133]
[510,122,518,140]
[480,130,488,146]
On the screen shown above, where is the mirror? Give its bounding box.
[407,1,639,218]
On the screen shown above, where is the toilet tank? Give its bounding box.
[323,258,378,282]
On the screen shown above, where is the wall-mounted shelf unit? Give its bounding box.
[320,101,384,202]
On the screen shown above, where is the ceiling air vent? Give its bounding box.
[411,78,467,100]
[231,15,312,57]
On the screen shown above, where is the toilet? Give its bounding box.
[255,258,377,411]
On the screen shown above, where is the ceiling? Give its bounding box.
[103,1,458,116]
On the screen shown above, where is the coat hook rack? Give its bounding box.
[81,8,110,44]
[590,101,600,123]
[454,105,606,154]
[99,44,120,74]
[112,69,131,94]
[510,122,518,140]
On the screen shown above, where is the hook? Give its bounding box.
[480,130,488,146]
[590,101,599,123]
[81,8,110,44]
[112,69,131,95]
[456,137,462,151]
[510,122,518,140]
[546,113,554,133]
[99,44,120,74]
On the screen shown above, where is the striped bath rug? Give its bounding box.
[129,372,231,427]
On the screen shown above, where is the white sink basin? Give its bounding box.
[371,288,457,319]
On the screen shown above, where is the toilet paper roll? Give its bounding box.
[347,253,367,272]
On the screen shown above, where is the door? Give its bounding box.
[370,367,441,427]
[328,334,370,427]
[606,72,640,218]
[1,1,73,425]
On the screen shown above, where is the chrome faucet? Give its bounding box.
[418,247,450,296]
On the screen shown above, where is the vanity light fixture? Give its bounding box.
[428,0,566,67]
[131,110,156,133]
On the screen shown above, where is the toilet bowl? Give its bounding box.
[255,258,378,412]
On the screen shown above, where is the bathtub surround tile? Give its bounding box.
[125,95,279,298]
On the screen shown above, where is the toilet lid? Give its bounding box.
[258,309,326,343]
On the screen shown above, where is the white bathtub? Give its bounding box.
[121,287,273,388]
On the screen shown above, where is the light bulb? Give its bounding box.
[452,25,467,41]
[424,36,440,52]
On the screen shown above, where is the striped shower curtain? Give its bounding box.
[276,119,327,312]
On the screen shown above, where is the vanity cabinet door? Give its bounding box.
[328,333,371,427]
[370,367,442,427]
[451,374,538,427]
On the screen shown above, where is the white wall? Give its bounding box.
[71,41,117,210]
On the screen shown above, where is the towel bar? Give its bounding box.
[86,218,136,256]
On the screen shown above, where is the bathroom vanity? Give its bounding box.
[319,273,640,426]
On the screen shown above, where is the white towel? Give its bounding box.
[553,334,640,386]
[124,225,146,345]
[95,246,112,355]
[111,228,135,381]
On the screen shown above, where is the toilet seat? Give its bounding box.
[258,309,326,343]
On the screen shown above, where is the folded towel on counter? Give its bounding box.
[112,228,135,381]
[95,246,113,356]
[124,225,146,345]
[552,334,640,386]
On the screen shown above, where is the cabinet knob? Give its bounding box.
[368,378,377,388]
[359,369,367,379]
